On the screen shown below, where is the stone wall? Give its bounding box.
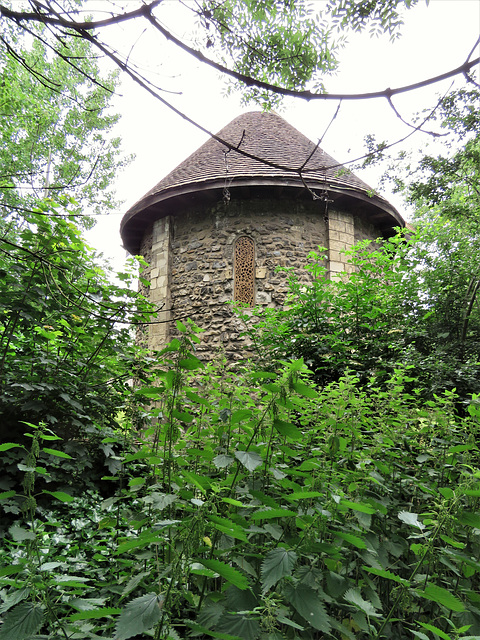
[143,195,382,360]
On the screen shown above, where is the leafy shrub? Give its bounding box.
[1,324,479,640]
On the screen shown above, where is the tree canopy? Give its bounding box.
[0,0,478,178]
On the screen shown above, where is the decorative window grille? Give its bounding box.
[234,236,255,305]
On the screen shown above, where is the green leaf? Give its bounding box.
[116,532,164,555]
[292,382,318,398]
[43,490,74,503]
[273,418,302,440]
[333,531,367,549]
[234,450,263,472]
[121,572,150,598]
[250,371,277,380]
[179,357,203,370]
[217,612,261,639]
[231,409,253,424]
[172,408,194,422]
[208,515,248,542]
[0,602,44,640]
[176,320,187,332]
[70,607,121,621]
[458,511,480,528]
[418,622,452,640]
[128,477,146,488]
[185,390,210,406]
[42,447,73,459]
[362,566,409,586]
[114,593,164,640]
[464,488,480,497]
[344,588,380,617]
[277,615,304,630]
[142,492,177,510]
[284,583,331,632]
[213,454,234,469]
[9,526,36,542]
[341,499,376,514]
[438,487,454,499]
[416,584,465,612]
[261,548,297,593]
[68,597,108,611]
[0,565,24,578]
[398,511,425,529]
[251,508,296,521]
[0,490,16,500]
[411,632,430,640]
[286,491,322,501]
[196,559,249,590]
[0,588,30,614]
[0,443,23,452]
[190,563,218,578]
[262,383,281,393]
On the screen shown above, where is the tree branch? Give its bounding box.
[1,1,478,103]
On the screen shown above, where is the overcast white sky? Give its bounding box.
[86,0,480,269]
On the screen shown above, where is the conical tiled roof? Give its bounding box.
[121,111,403,254]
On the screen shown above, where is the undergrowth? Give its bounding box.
[1,322,480,640]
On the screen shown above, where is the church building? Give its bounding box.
[120,111,404,359]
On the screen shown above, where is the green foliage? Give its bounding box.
[403,90,480,221]
[0,17,127,218]
[1,324,479,639]
[198,0,418,107]
[0,4,148,516]
[0,204,154,519]
[241,223,480,404]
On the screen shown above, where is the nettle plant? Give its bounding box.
[1,322,480,640]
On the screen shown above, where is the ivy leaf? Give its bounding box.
[416,584,465,612]
[196,559,249,590]
[234,450,262,472]
[0,602,44,640]
[283,583,331,632]
[9,525,36,541]
[114,593,164,640]
[344,588,380,617]
[261,548,297,593]
[142,492,177,511]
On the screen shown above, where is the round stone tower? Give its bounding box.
[120,111,403,359]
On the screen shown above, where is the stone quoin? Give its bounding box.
[120,111,404,360]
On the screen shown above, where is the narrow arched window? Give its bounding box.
[234,236,255,305]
